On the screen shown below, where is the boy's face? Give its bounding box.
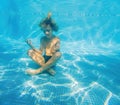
[43,26,53,38]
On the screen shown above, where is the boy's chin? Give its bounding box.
[46,35,51,38]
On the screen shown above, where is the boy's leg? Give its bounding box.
[28,49,45,66]
[26,52,61,75]
[26,49,56,75]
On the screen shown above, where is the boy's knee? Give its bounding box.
[28,49,33,56]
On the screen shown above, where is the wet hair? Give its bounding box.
[39,17,58,32]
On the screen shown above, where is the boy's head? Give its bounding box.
[39,13,58,32]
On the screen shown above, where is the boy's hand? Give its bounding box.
[26,39,32,45]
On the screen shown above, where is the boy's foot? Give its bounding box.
[47,68,56,76]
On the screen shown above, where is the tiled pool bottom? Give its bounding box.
[0,39,120,105]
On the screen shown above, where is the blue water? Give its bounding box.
[0,0,120,105]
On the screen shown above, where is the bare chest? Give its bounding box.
[42,39,53,49]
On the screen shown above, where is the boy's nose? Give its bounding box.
[45,31,49,35]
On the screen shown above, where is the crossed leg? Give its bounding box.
[27,49,45,66]
[26,49,57,75]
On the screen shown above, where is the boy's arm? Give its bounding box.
[38,37,45,55]
[26,39,43,54]
[51,38,60,53]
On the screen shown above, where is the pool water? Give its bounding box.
[0,0,120,105]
